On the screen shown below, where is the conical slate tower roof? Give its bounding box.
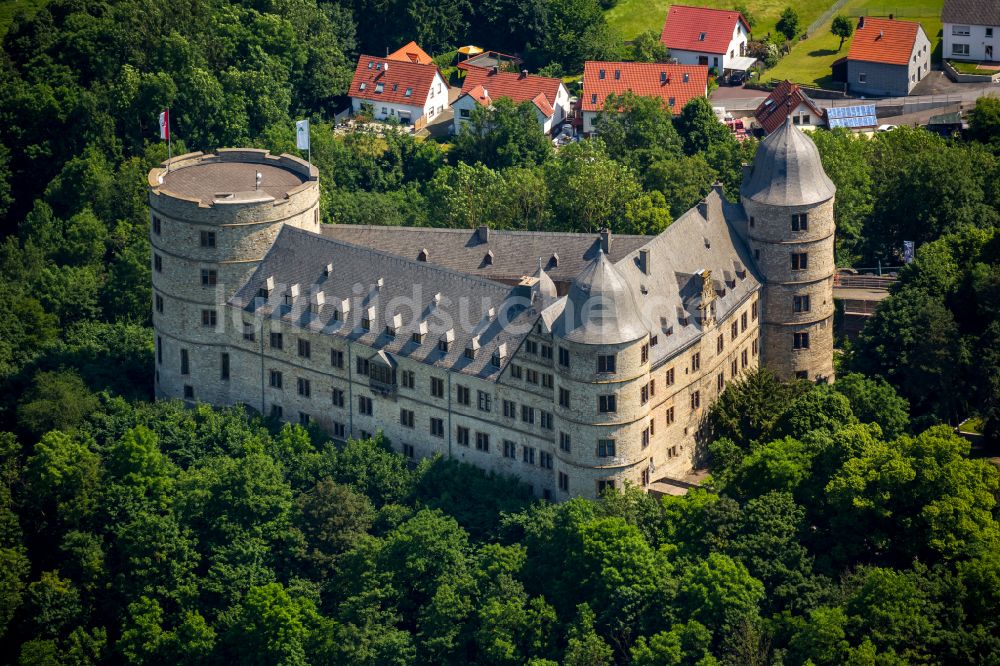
[557,250,647,345]
[742,115,836,206]
[532,261,558,302]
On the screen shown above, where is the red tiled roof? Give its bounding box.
[660,5,749,55]
[386,41,434,66]
[461,68,563,113]
[581,61,708,113]
[350,55,442,105]
[754,80,823,133]
[532,92,555,118]
[846,17,922,66]
[459,84,492,107]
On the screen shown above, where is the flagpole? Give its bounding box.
[167,108,172,171]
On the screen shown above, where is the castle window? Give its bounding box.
[358,395,373,415]
[184,385,194,400]
[298,338,311,359]
[402,443,415,458]
[503,400,517,418]
[598,394,617,413]
[742,348,748,368]
[510,364,523,379]
[641,468,649,486]
[691,352,701,372]
[749,216,755,228]
[691,390,701,410]
[331,349,344,368]
[401,370,415,388]
[478,390,492,412]
[270,332,283,349]
[540,410,553,430]
[156,336,162,365]
[299,412,310,426]
[526,340,538,355]
[412,331,424,344]
[560,432,571,452]
[220,353,230,380]
[200,231,216,248]
[541,344,552,360]
[792,213,808,231]
[751,300,758,321]
[641,383,650,405]
[437,338,448,353]
[597,439,616,457]
[457,384,471,405]
[666,406,675,424]
[793,295,811,313]
[476,432,490,452]
[732,359,738,377]
[269,370,283,389]
[152,216,161,235]
[201,308,217,328]
[641,343,649,363]
[542,373,553,389]
[154,254,162,272]
[201,269,217,286]
[717,373,724,391]
[559,388,570,408]
[650,335,658,347]
[243,321,255,341]
[271,404,283,419]
[430,418,444,437]
[521,405,535,424]
[297,377,311,397]
[666,367,675,385]
[732,322,738,340]
[332,388,345,407]
[717,335,724,354]
[431,376,444,398]
[457,426,470,447]
[598,479,616,494]
[503,440,516,459]
[558,347,570,368]
[526,369,539,385]
[753,337,759,356]
[791,253,808,270]
[333,421,345,438]
[642,427,650,448]
[522,446,536,465]
[793,332,810,350]
[742,311,748,332]
[155,294,164,314]
[796,370,809,380]
[559,472,569,492]
[180,349,189,375]
[357,357,369,375]
[540,451,553,469]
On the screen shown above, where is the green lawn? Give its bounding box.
[765,0,943,88]
[0,0,45,35]
[605,0,831,42]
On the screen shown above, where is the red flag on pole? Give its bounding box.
[159,110,170,140]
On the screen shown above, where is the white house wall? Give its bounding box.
[943,22,998,61]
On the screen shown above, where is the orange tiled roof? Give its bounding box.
[754,80,823,134]
[386,41,434,66]
[847,17,922,66]
[460,84,492,107]
[660,5,750,55]
[461,68,563,115]
[581,61,708,113]
[350,55,442,106]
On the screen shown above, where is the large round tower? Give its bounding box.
[552,251,653,497]
[147,149,320,405]
[741,116,836,383]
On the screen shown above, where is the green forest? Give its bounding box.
[1,0,999,663]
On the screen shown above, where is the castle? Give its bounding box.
[148,116,835,499]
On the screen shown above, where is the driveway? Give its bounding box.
[909,70,996,96]
[710,85,769,102]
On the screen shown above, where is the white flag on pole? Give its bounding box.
[296,119,310,150]
[159,110,170,140]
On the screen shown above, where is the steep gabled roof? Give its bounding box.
[580,61,708,113]
[457,84,492,108]
[461,67,563,114]
[660,5,750,55]
[754,80,823,134]
[386,41,435,65]
[847,17,923,66]
[942,0,1000,27]
[350,55,442,105]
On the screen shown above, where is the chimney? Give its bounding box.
[889,13,893,20]
[639,248,651,275]
[697,199,709,219]
[712,181,725,197]
[491,65,499,75]
[858,16,865,28]
[520,69,528,79]
[477,225,489,242]
[599,228,611,253]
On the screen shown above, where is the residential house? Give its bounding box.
[844,16,931,96]
[580,61,708,135]
[386,41,435,65]
[943,0,1000,61]
[457,50,523,72]
[660,5,753,74]
[754,80,824,133]
[349,55,449,129]
[454,67,571,135]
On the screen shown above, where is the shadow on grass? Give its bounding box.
[809,48,841,57]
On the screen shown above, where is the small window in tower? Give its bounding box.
[791,253,808,270]
[793,332,810,349]
[200,230,216,248]
[792,213,808,231]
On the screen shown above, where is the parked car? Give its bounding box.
[729,70,749,86]
[877,124,898,132]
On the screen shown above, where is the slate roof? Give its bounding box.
[159,161,306,206]
[461,67,563,115]
[847,17,923,66]
[611,187,762,366]
[350,55,442,105]
[942,0,1000,27]
[754,80,823,134]
[742,115,836,206]
[556,251,648,345]
[660,5,750,54]
[457,51,523,72]
[386,41,434,65]
[580,61,708,113]
[231,226,537,380]
[318,225,651,285]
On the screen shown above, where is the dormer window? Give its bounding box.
[683,73,689,83]
[375,82,384,93]
[359,82,367,90]
[599,69,606,79]
[591,93,597,104]
[660,72,667,83]
[405,87,412,97]
[439,329,454,353]
[699,32,707,41]
[614,69,620,80]
[368,61,374,69]
[669,97,676,107]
